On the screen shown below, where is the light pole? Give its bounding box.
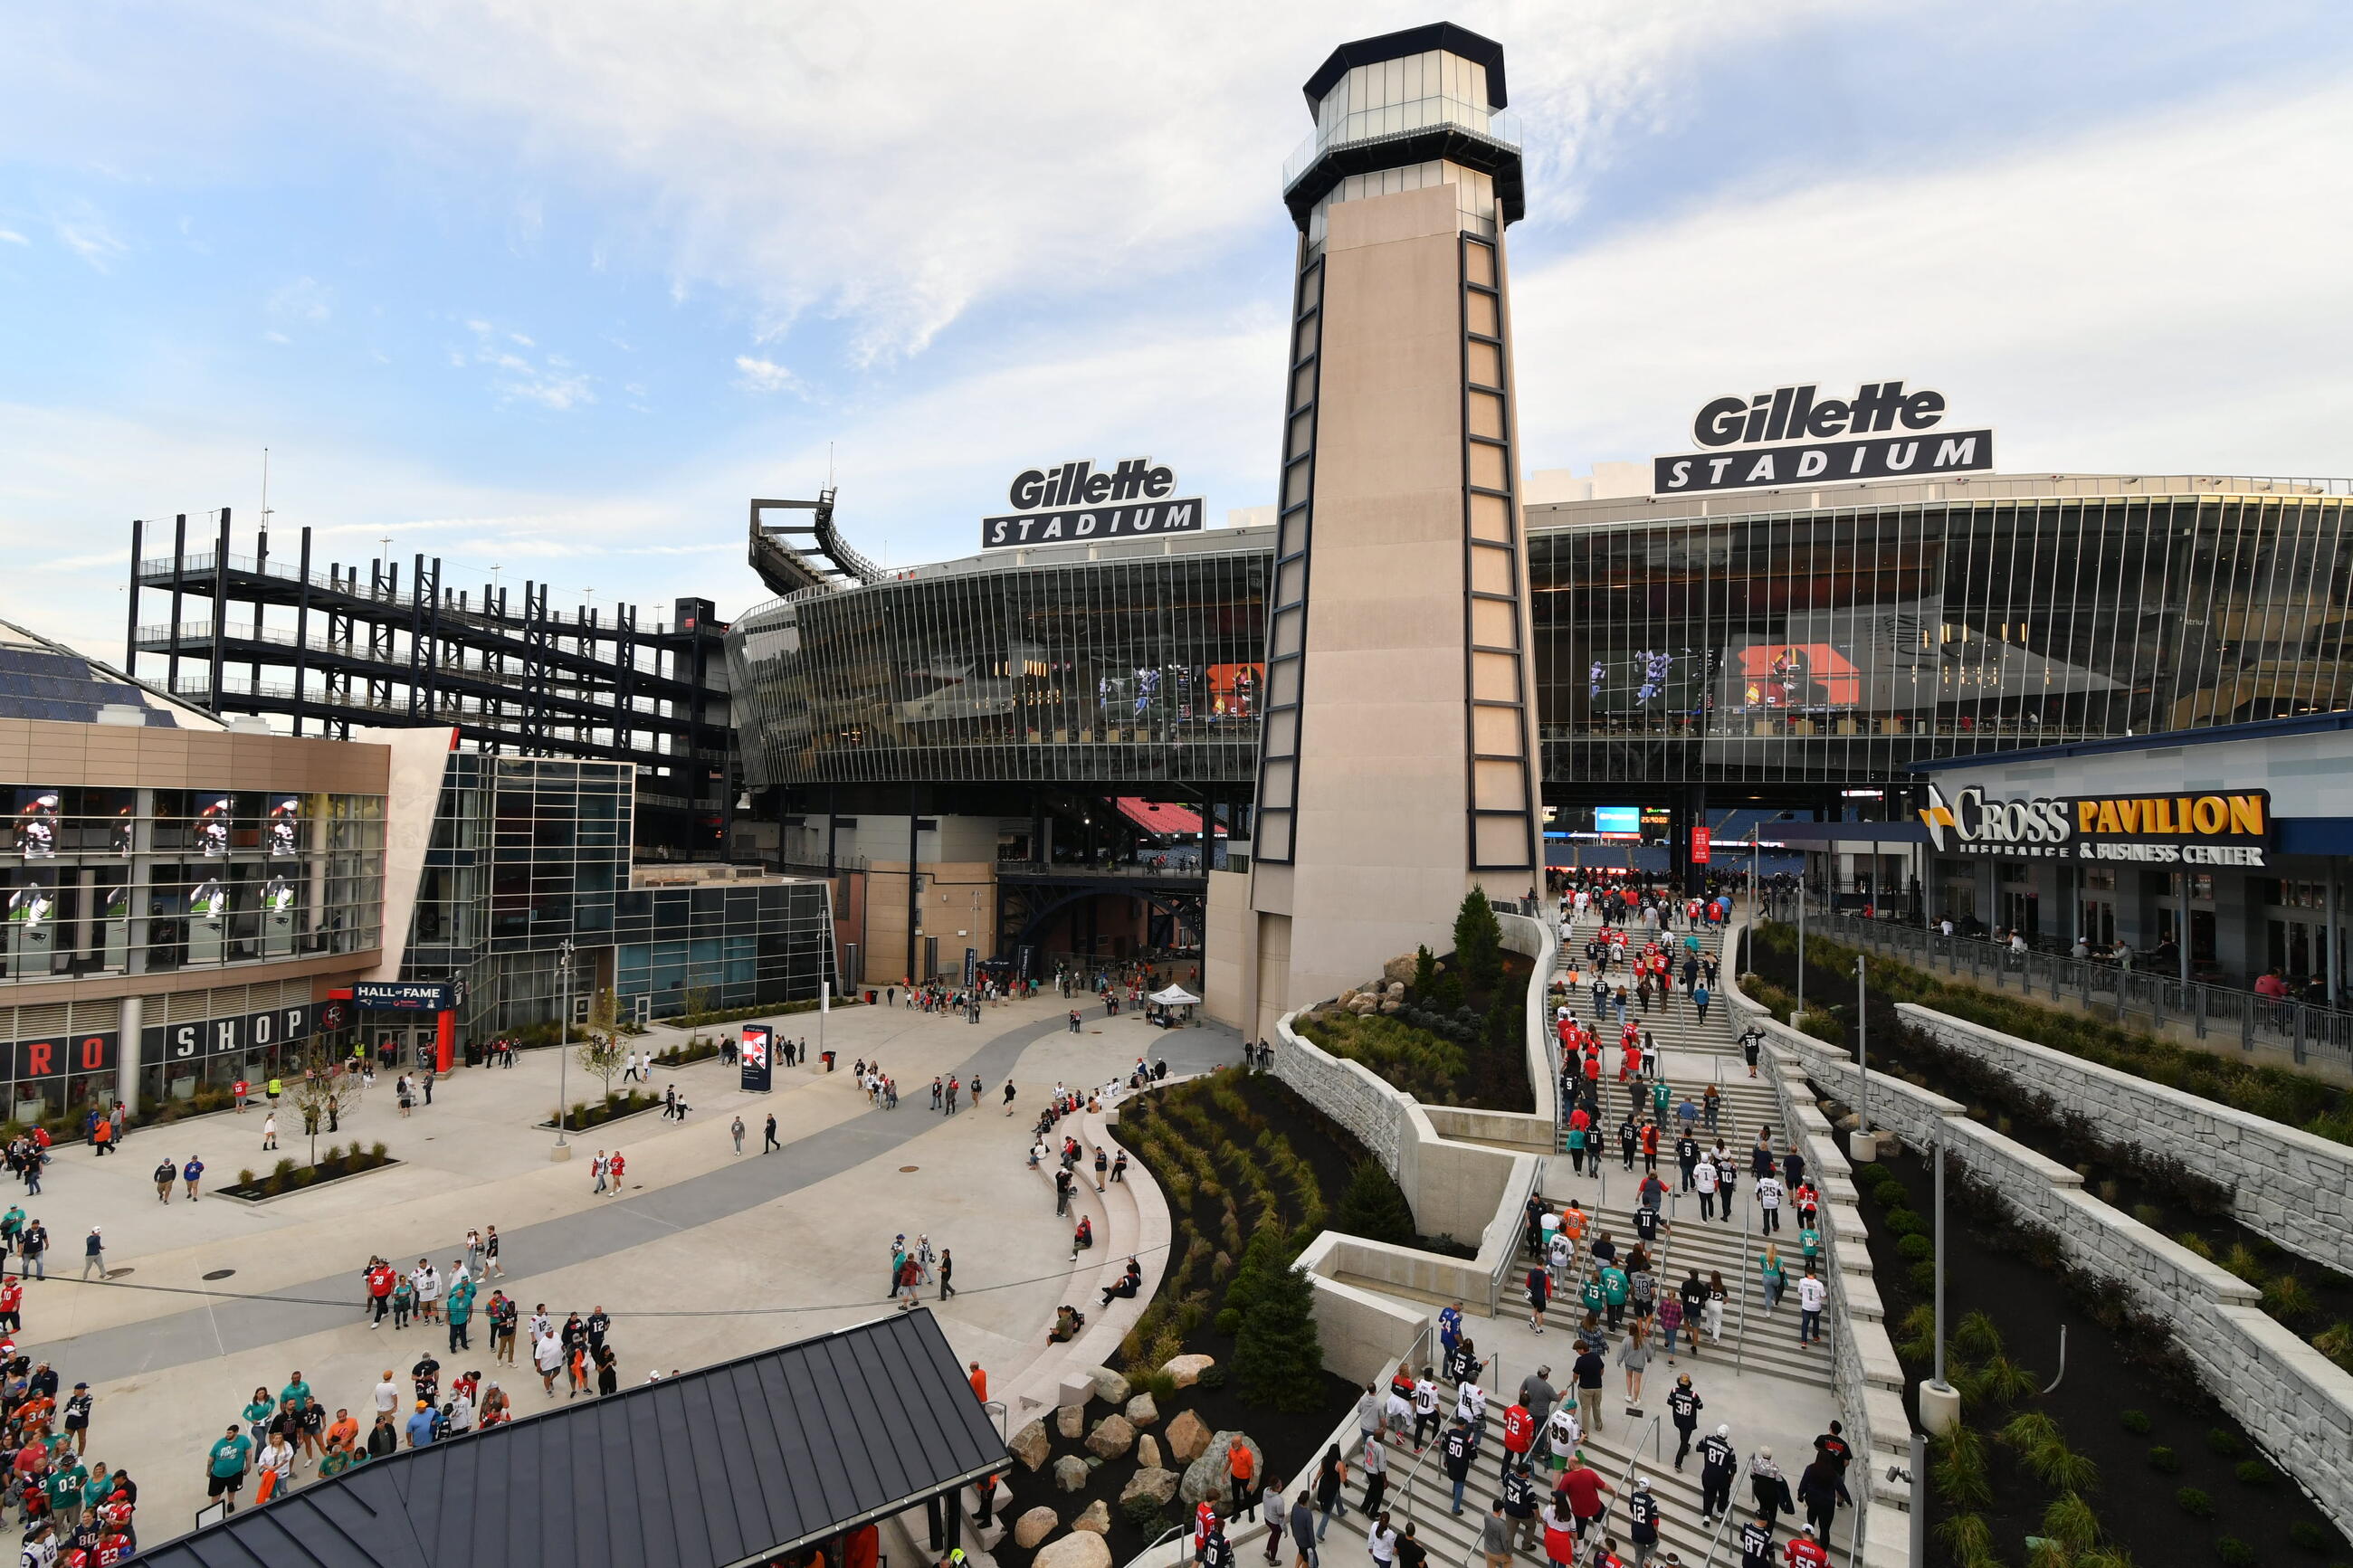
[1849,954,1873,1164]
[1920,1136,1960,1431]
[552,939,576,1161]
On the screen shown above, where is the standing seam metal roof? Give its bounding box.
[131,1309,1005,1568]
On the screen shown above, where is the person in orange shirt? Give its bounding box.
[967,1362,987,1403]
[1227,1435,1257,1512]
[325,1407,359,1454]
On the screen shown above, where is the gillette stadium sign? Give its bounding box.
[1653,380,1994,496]
[1920,784,2272,867]
[982,457,1205,548]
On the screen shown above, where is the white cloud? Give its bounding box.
[731,356,807,397]
[0,230,27,246]
[260,0,1869,366]
[265,275,333,324]
[49,203,126,271]
[1510,78,2353,479]
[262,329,291,344]
[455,319,595,410]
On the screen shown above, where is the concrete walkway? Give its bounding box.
[15,991,1240,1544]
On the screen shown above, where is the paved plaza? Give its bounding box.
[14,993,1239,1540]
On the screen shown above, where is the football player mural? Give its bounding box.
[190,877,230,927]
[10,791,58,860]
[266,796,301,857]
[195,796,233,858]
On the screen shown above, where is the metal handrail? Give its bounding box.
[1596,1414,1663,1542]
[1811,907,2353,1069]
[1699,1457,1754,1568]
[1397,1349,1493,1524]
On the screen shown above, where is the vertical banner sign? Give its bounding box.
[738,1023,773,1093]
[963,947,977,989]
[1691,825,1712,865]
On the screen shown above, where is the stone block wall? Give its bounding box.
[1897,1004,2353,1274]
[1731,992,2353,1535]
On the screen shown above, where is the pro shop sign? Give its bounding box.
[1653,380,1994,496]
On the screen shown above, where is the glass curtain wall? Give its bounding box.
[0,786,382,981]
[729,550,1267,786]
[1530,493,2353,785]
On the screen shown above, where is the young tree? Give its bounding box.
[1454,886,1504,995]
[284,1043,364,1168]
[1333,1160,1417,1248]
[576,986,628,1099]
[1231,1259,1328,1412]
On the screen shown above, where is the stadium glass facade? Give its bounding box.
[729,482,2353,808]
[400,753,836,1034]
[729,546,1268,789]
[1529,489,2353,790]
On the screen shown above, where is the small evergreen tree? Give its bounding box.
[1411,945,1438,997]
[1232,1261,1328,1411]
[1333,1160,1416,1247]
[1454,887,1503,995]
[1216,1221,1289,1335]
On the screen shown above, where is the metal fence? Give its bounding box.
[1809,908,2353,1073]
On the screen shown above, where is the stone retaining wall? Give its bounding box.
[1896,1003,2353,1275]
[1739,1000,2353,1535]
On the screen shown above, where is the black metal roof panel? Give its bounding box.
[1301,22,1507,110]
[132,1310,1004,1568]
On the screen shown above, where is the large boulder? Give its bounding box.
[1034,1532,1112,1568]
[1120,1468,1181,1508]
[1180,1432,1263,1508]
[1084,1364,1130,1406]
[1126,1392,1159,1428]
[1164,1410,1213,1464]
[1136,1434,1162,1470]
[1011,1419,1051,1472]
[1053,1455,1090,1493]
[1382,954,1419,987]
[1163,1354,1215,1389]
[1014,1507,1060,1549]
[1085,1414,1136,1460]
[1072,1500,1112,1535]
[1056,1402,1086,1440]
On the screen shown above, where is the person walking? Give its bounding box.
[79,1227,102,1281]
[1796,1265,1826,1348]
[729,1117,745,1156]
[1796,1455,1850,1544]
[182,1155,204,1202]
[1443,1418,1474,1515]
[1618,1325,1652,1416]
[1653,1366,1700,1471]
[261,1113,278,1153]
[1312,1443,1347,1538]
[1360,1430,1389,1516]
[1626,1478,1662,1568]
[763,1115,780,1153]
[152,1157,175,1204]
[938,1248,955,1299]
[1481,1499,1512,1568]
[205,1423,252,1516]
[1260,1476,1289,1565]
[484,1224,504,1278]
[1558,1453,1611,1542]
[1573,1335,1605,1438]
[1698,1426,1738,1525]
[1527,1263,1550,1334]
[1750,1449,1794,1529]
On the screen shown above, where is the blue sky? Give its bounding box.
[4,0,2351,651]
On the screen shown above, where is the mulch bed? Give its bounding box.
[990,1071,1366,1568]
[1861,1146,2349,1567]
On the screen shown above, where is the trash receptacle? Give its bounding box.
[822,1050,836,1072]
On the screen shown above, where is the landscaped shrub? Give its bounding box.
[2206,1427,2245,1458]
[2119,1411,2151,1435]
[2235,1459,2275,1487]
[1884,1208,1928,1236]
[1874,1179,1910,1208]
[1750,921,2350,1146]
[2148,1447,2178,1473]
[1123,1493,1170,1534]
[2215,1540,2255,1568]
[2288,1521,2330,1552]
[1230,1261,1326,1411]
[2177,1487,2215,1517]
[1333,1160,1416,1248]
[1898,1233,1934,1261]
